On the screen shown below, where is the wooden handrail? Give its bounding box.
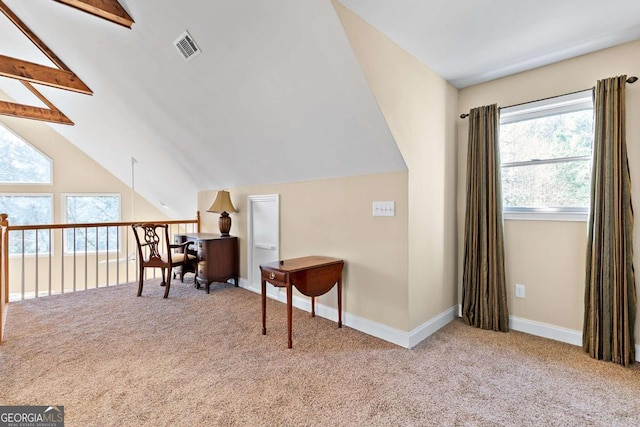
[7,217,199,231]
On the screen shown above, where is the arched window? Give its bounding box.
[0,123,52,184]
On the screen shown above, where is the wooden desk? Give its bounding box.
[260,256,344,348]
[175,233,238,293]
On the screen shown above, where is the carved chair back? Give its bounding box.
[132,223,172,268]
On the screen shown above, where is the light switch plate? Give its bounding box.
[373,201,395,217]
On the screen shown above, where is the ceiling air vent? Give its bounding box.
[174,31,202,62]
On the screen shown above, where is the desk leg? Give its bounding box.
[337,278,342,328]
[261,279,267,335]
[311,297,315,317]
[287,284,293,349]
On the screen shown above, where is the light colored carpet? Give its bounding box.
[0,278,639,427]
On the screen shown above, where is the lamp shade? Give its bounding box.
[207,190,237,214]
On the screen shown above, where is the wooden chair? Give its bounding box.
[131,223,197,298]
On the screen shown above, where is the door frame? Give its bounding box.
[247,194,280,288]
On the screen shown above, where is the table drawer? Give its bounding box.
[197,261,207,278]
[197,240,206,259]
[261,268,287,285]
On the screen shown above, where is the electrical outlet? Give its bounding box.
[515,284,526,298]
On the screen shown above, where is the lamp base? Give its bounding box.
[219,212,231,237]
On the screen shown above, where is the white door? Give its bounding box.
[247,195,279,294]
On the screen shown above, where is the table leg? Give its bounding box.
[337,278,342,328]
[287,284,293,349]
[311,297,315,317]
[261,279,267,335]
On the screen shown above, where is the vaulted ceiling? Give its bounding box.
[0,0,406,218]
[1,0,639,218]
[341,0,640,88]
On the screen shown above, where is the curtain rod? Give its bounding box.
[459,76,638,119]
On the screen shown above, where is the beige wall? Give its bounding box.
[198,172,409,331]
[0,106,171,297]
[333,1,458,330]
[457,40,640,341]
[198,1,461,335]
[0,111,167,224]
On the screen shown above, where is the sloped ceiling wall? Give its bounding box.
[339,0,640,88]
[1,0,406,218]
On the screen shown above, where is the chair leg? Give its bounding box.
[160,268,166,286]
[137,265,144,297]
[164,268,171,298]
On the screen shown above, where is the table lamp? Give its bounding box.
[207,190,237,236]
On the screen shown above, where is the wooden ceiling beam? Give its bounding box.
[0,1,71,71]
[0,0,92,124]
[0,54,93,95]
[54,0,134,28]
[0,100,73,125]
[21,81,58,111]
[0,82,74,126]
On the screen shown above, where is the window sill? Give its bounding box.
[503,211,588,222]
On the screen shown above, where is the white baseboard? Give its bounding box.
[509,315,583,347]
[408,306,458,348]
[239,282,639,361]
[456,302,585,349]
[510,315,640,363]
[458,306,640,363]
[239,279,456,348]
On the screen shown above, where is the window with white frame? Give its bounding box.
[0,123,52,184]
[62,194,121,253]
[0,194,53,255]
[499,90,594,220]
